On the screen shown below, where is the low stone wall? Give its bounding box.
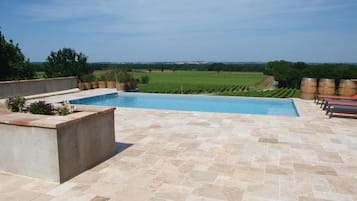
[0,105,116,183]
[0,77,78,98]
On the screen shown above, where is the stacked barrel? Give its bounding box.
[339,79,357,96]
[318,79,335,96]
[300,78,317,99]
[300,78,356,99]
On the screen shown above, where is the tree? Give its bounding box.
[266,60,357,89]
[0,30,35,80]
[264,62,275,75]
[268,60,304,88]
[44,48,92,78]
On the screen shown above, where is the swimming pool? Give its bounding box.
[70,93,299,117]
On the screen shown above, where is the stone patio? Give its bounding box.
[1,89,356,201]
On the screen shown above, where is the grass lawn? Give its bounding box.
[133,71,266,85]
[132,71,267,93]
[93,70,299,98]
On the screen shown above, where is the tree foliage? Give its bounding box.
[265,60,357,88]
[0,30,35,81]
[44,48,92,79]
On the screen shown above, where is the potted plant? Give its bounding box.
[116,81,125,90]
[5,96,26,112]
[116,70,137,91]
[90,75,98,89]
[29,101,54,115]
[128,79,137,91]
[105,72,116,88]
[97,74,107,88]
[78,81,85,90]
[80,74,94,90]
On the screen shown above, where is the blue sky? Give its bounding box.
[1,0,356,63]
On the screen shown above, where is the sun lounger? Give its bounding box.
[321,99,357,110]
[315,94,357,105]
[326,104,357,118]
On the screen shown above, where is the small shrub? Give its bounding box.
[116,70,135,83]
[29,101,54,115]
[104,71,116,81]
[80,74,95,82]
[57,106,70,116]
[6,96,26,112]
[140,75,150,84]
[98,74,106,81]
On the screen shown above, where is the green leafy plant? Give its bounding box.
[104,71,116,81]
[6,96,26,112]
[29,101,54,115]
[97,74,106,81]
[80,74,95,82]
[116,70,135,83]
[57,106,70,116]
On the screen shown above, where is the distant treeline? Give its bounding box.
[90,63,267,72]
[31,61,357,90]
[32,62,266,72]
[264,60,357,88]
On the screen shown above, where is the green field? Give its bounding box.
[93,70,300,98]
[132,71,266,94]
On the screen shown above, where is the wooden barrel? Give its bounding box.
[338,79,357,96]
[300,78,317,99]
[318,79,335,95]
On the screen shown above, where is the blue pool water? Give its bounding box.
[70,93,299,117]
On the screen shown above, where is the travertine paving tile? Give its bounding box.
[0,90,356,201]
[327,176,357,195]
[192,184,244,201]
[316,151,344,163]
[46,182,77,196]
[245,184,279,200]
[313,191,353,201]
[152,184,192,201]
[298,196,331,201]
[90,196,110,201]
[30,194,55,201]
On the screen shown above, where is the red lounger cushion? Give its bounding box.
[327,101,357,107]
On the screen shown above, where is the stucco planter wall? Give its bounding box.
[0,105,116,183]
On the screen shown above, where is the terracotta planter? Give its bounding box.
[129,81,137,90]
[116,82,125,91]
[123,81,137,91]
[106,81,116,88]
[83,82,92,90]
[91,81,98,89]
[78,82,85,90]
[98,81,107,88]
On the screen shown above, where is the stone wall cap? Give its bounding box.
[0,106,115,129]
[0,76,77,84]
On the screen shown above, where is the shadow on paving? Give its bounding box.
[115,142,133,153]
